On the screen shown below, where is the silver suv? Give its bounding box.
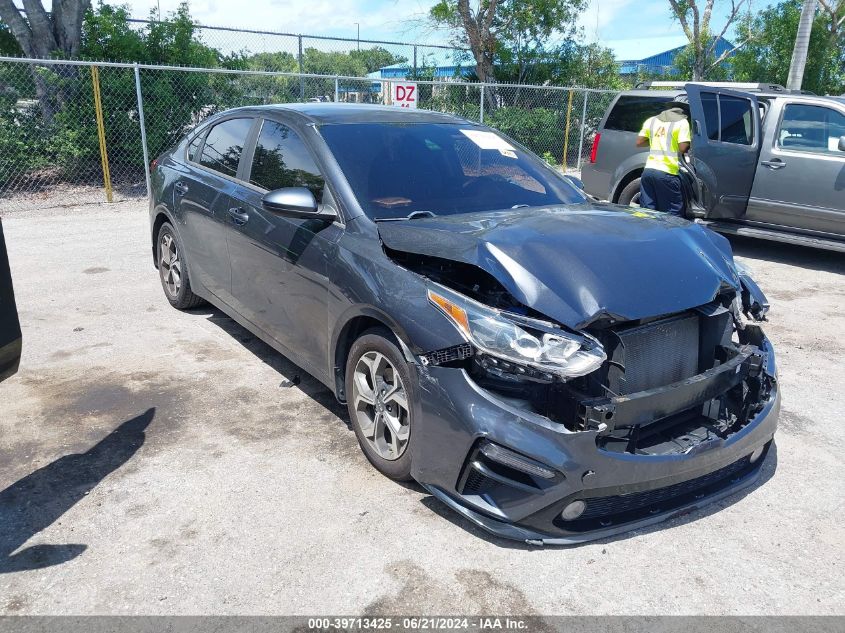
[581,82,845,252]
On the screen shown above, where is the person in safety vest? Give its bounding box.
[635,102,691,216]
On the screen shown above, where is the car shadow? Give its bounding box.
[420,443,778,550]
[200,308,348,422]
[0,408,155,573]
[728,235,845,275]
[199,309,450,491]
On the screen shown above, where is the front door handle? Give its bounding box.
[174,181,189,195]
[761,159,786,170]
[228,207,249,226]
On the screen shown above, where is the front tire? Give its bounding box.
[617,177,642,207]
[157,222,205,310]
[345,328,414,481]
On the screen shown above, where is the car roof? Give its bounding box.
[614,89,843,104]
[225,103,472,125]
[613,90,685,99]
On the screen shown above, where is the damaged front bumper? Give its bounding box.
[410,337,779,545]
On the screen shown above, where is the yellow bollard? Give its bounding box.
[90,65,113,203]
[562,89,574,171]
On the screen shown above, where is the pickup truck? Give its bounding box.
[581,82,845,252]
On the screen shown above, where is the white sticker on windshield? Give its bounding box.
[460,129,515,151]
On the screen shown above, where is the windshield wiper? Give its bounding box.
[373,210,437,222]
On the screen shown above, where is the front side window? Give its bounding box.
[249,120,325,201]
[700,92,754,145]
[198,118,253,178]
[319,122,585,219]
[604,96,674,132]
[778,103,845,154]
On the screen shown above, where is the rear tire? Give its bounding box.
[345,328,414,481]
[617,178,642,207]
[157,222,206,310]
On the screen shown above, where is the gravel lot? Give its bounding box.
[1,201,843,615]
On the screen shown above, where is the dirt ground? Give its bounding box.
[1,200,843,615]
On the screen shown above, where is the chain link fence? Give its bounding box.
[0,56,618,212]
[126,19,473,77]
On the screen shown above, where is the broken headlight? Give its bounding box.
[427,284,605,379]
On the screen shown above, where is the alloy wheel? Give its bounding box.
[351,351,410,461]
[159,232,181,297]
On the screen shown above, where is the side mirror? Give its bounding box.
[838,136,845,152]
[262,187,336,221]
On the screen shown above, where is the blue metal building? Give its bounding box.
[368,49,475,80]
[369,35,736,81]
[606,35,735,75]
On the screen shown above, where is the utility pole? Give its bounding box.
[354,23,360,50]
[787,0,818,90]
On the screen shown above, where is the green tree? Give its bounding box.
[142,3,221,67]
[349,47,407,74]
[673,42,730,80]
[80,2,144,61]
[0,21,22,56]
[243,52,299,72]
[0,0,90,58]
[667,0,750,80]
[543,42,624,89]
[428,0,585,85]
[730,0,844,94]
[303,48,368,76]
[301,47,407,77]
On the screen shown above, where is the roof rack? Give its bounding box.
[634,81,787,92]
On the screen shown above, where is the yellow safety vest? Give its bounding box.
[639,116,691,176]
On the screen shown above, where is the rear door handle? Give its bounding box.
[760,159,786,170]
[228,207,249,226]
[174,181,189,195]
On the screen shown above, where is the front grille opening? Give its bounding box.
[458,458,540,496]
[554,450,765,532]
[598,406,724,455]
[607,313,701,395]
[457,442,560,497]
[462,468,491,494]
[421,342,473,367]
[482,458,538,488]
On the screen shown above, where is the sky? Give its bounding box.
[121,0,778,49]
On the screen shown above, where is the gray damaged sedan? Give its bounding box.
[149,104,779,544]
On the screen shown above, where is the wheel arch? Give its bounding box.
[151,207,176,267]
[331,307,415,403]
[612,168,643,203]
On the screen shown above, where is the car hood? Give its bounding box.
[377,204,741,329]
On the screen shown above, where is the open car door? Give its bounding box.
[0,219,22,381]
[685,84,762,220]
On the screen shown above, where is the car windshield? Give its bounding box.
[318,122,586,219]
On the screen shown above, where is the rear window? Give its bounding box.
[187,133,204,162]
[604,96,674,132]
[198,117,254,178]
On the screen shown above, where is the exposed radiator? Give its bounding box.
[609,313,700,395]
